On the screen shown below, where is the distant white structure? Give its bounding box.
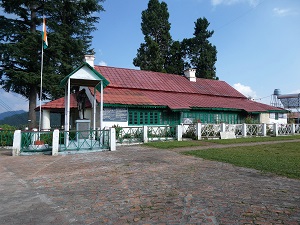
[270,89,300,123]
[270,89,283,108]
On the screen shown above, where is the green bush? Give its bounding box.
[0,125,16,146]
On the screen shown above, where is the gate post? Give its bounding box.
[12,130,21,156]
[110,127,116,151]
[52,129,59,156]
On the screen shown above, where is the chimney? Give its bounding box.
[84,55,95,68]
[184,68,196,82]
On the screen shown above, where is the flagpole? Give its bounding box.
[39,20,44,132]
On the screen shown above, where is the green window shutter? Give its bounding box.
[128,110,162,125]
[129,111,133,124]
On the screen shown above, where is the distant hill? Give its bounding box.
[0,111,28,128]
[0,110,26,120]
[0,111,62,129]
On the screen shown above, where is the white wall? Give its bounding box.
[260,113,269,124]
[268,113,287,124]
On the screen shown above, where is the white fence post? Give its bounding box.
[273,123,278,136]
[32,128,38,144]
[110,128,116,151]
[262,123,267,136]
[52,129,59,156]
[143,126,148,143]
[196,123,202,140]
[291,123,295,135]
[12,130,21,156]
[242,123,247,137]
[177,125,182,141]
[221,123,226,132]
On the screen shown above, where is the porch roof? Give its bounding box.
[60,62,109,91]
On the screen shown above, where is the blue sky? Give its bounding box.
[0,0,299,114]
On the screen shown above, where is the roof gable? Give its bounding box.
[60,62,109,91]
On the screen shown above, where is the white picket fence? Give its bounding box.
[119,123,300,145]
[12,123,300,155]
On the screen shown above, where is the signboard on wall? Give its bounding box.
[103,108,128,122]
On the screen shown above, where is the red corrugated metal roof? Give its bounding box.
[95,66,246,98]
[40,92,91,110]
[43,65,283,113]
[91,87,282,112]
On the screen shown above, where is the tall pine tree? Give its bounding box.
[0,0,104,129]
[133,0,173,73]
[182,17,218,79]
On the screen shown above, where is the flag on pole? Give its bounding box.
[42,17,48,49]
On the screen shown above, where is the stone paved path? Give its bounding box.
[0,143,299,225]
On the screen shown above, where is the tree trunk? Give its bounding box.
[28,87,37,129]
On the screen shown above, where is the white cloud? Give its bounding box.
[99,60,108,66]
[211,0,259,7]
[233,83,257,99]
[273,7,297,17]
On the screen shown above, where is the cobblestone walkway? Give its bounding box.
[0,144,299,225]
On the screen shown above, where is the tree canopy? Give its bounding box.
[134,1,217,79]
[133,0,176,73]
[182,18,218,79]
[0,0,104,128]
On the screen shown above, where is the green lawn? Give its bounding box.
[144,135,300,149]
[205,135,300,145]
[183,142,300,179]
[144,136,300,179]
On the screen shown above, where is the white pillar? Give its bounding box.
[12,130,22,156]
[177,125,182,141]
[32,128,38,144]
[143,126,148,143]
[64,79,71,146]
[110,127,116,151]
[242,123,247,137]
[221,123,226,132]
[93,87,97,131]
[52,129,59,156]
[196,123,202,140]
[262,123,267,136]
[42,109,51,130]
[100,80,104,130]
[291,123,295,135]
[273,123,278,136]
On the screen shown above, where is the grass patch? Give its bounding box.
[144,135,300,149]
[144,140,205,149]
[205,135,300,145]
[183,142,300,179]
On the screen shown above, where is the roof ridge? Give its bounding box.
[104,86,247,99]
[94,65,183,76]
